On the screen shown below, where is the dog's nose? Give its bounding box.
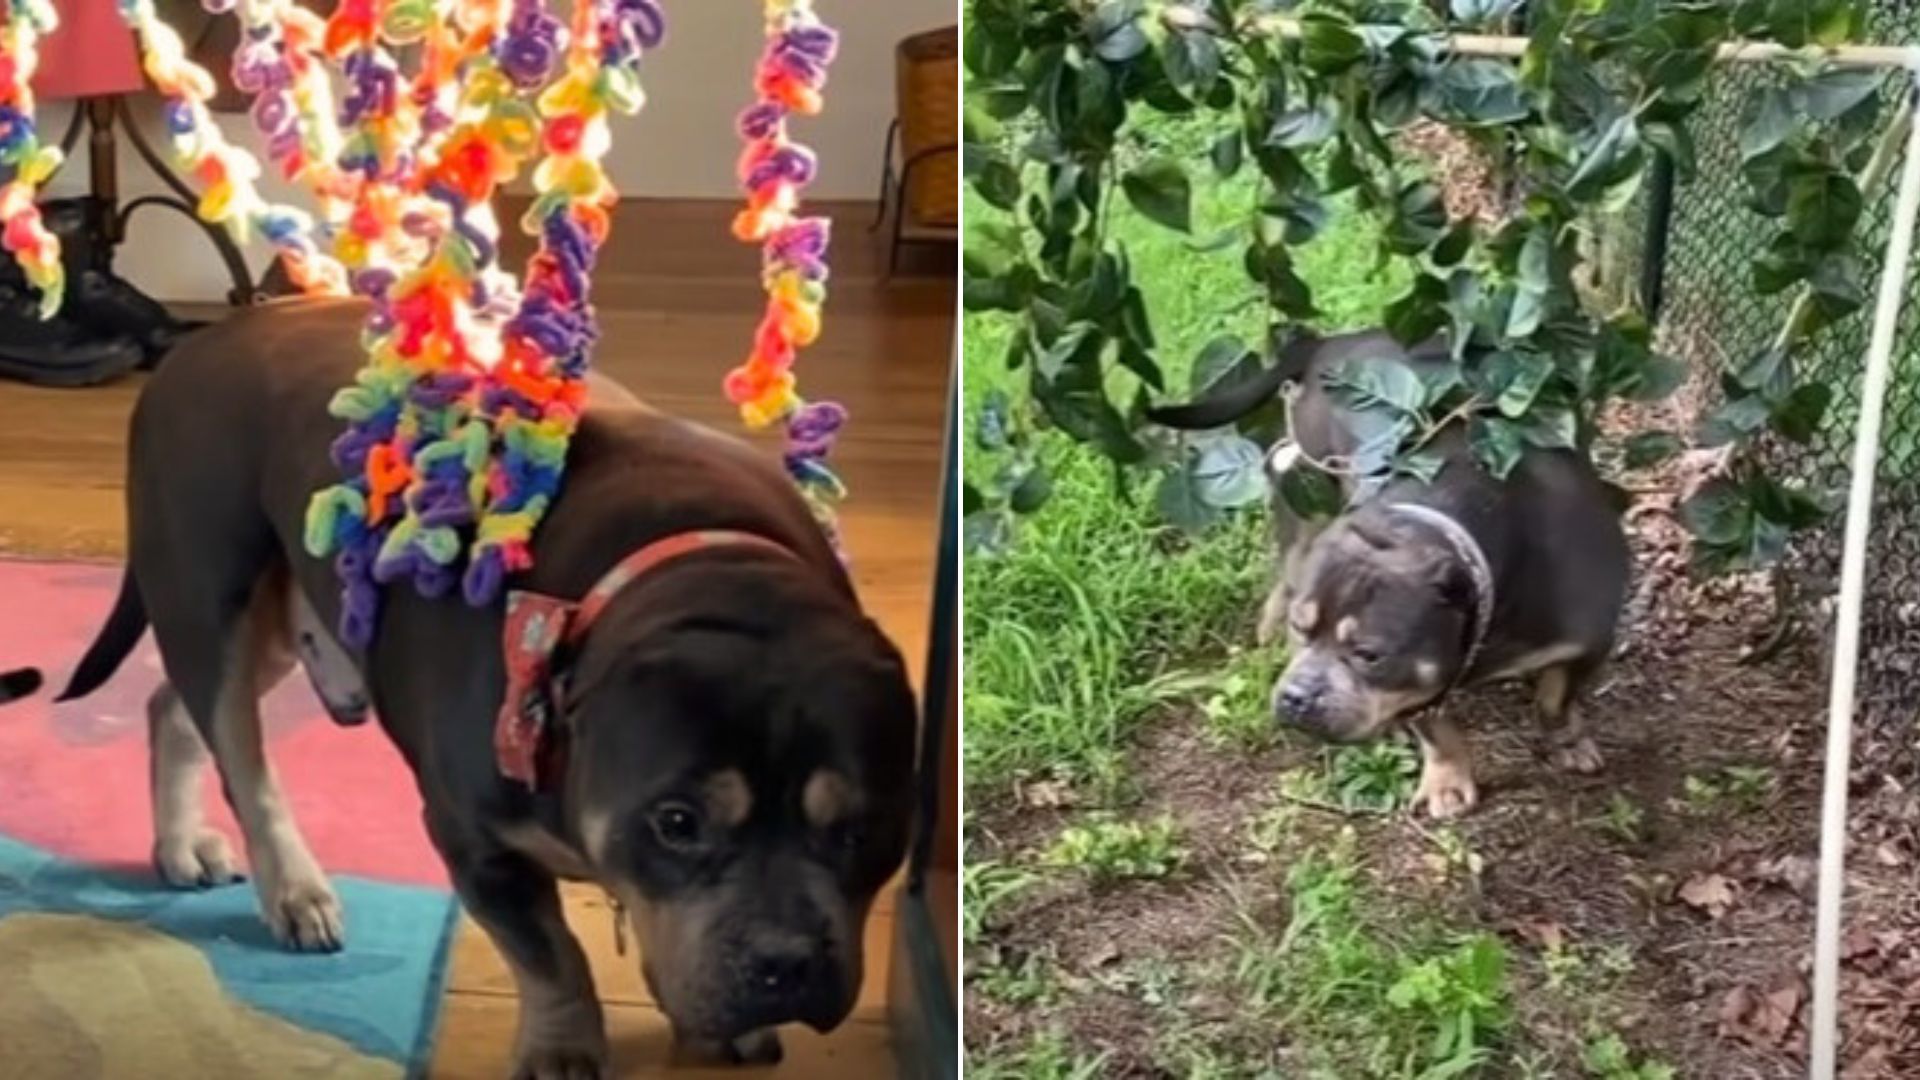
[750,940,816,996]
[1275,681,1318,722]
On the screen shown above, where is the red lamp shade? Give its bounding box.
[33,0,145,101]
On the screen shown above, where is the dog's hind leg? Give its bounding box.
[1535,659,1604,775]
[200,571,345,951]
[148,682,240,888]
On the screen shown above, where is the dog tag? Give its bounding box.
[608,893,629,956]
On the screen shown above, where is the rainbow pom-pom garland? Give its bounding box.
[2,0,844,647]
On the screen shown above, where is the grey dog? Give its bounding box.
[48,298,919,1076]
[1151,330,1629,818]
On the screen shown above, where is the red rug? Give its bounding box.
[0,557,447,888]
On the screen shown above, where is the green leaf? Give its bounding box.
[1451,0,1522,27]
[1432,222,1476,268]
[1269,102,1340,149]
[1626,353,1687,403]
[975,390,1012,451]
[1749,473,1828,529]
[1437,59,1530,126]
[1395,449,1448,485]
[1163,29,1223,95]
[1087,0,1149,62]
[1190,335,1258,397]
[1772,383,1833,444]
[1768,0,1859,48]
[1210,130,1243,178]
[1567,115,1643,204]
[1121,158,1194,233]
[1469,416,1525,477]
[964,510,1013,554]
[1644,121,1697,180]
[1298,12,1367,74]
[1739,89,1798,163]
[1505,226,1553,339]
[1681,478,1751,546]
[1697,395,1771,447]
[1009,461,1054,514]
[974,157,1023,211]
[1193,435,1269,508]
[1623,431,1684,469]
[1324,359,1427,417]
[1386,181,1448,255]
[1522,406,1578,450]
[1800,68,1885,121]
[1492,350,1554,418]
[1385,273,1449,344]
[1787,171,1864,249]
[1156,465,1221,533]
[1277,461,1344,519]
[1809,253,1868,324]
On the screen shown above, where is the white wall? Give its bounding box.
[41,0,953,302]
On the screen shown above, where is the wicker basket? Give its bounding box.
[895,27,958,228]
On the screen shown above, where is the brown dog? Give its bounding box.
[55,298,919,1075]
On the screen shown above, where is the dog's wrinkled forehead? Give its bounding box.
[1297,516,1451,629]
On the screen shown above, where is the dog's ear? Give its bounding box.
[1425,553,1478,615]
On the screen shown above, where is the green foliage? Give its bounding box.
[1679,763,1776,814]
[1043,815,1187,882]
[1233,833,1514,1077]
[1586,791,1649,845]
[965,851,1041,948]
[968,1028,1109,1080]
[964,0,1889,569]
[1582,1031,1677,1080]
[1328,739,1423,812]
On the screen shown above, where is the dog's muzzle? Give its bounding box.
[723,927,851,1034]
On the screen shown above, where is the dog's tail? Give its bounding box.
[1146,332,1320,431]
[57,570,147,702]
[0,668,42,704]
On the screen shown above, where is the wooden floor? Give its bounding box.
[0,198,955,1077]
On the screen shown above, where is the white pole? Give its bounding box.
[1809,74,1920,1080]
[1241,17,1920,69]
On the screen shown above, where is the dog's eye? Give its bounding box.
[827,821,865,853]
[649,802,705,850]
[1351,644,1382,666]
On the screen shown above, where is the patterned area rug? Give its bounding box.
[0,558,456,1077]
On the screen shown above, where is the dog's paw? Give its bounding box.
[671,1028,783,1067]
[153,829,241,889]
[511,1046,607,1080]
[1412,762,1479,819]
[261,874,345,952]
[729,1028,784,1066]
[1549,736,1605,775]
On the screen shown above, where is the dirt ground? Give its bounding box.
[968,429,1920,1077]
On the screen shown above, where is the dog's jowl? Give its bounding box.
[1151,329,1630,819]
[53,299,920,1073]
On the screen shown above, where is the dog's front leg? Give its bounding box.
[1535,661,1605,774]
[445,842,607,1080]
[1409,713,1479,818]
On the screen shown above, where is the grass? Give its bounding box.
[1042,815,1186,883]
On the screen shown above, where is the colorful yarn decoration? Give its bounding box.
[730,0,847,542]
[0,0,66,316]
[0,0,842,647]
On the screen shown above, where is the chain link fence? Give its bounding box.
[1624,4,1920,769]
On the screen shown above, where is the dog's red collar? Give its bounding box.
[495,529,800,788]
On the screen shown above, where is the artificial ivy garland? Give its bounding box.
[964,0,1889,572]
